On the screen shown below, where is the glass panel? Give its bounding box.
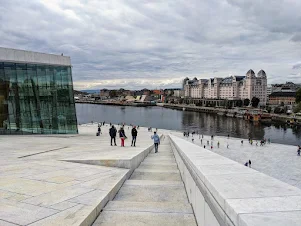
[0,62,77,134]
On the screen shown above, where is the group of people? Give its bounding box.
[106,124,161,153]
[244,160,252,167]
[248,137,271,146]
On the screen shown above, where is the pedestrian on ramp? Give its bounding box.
[151,131,160,153]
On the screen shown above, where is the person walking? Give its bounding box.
[151,131,160,153]
[96,125,101,136]
[297,145,301,156]
[131,126,138,147]
[249,160,252,168]
[119,126,127,147]
[109,125,117,146]
[217,141,220,148]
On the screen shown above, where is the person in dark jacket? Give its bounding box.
[119,127,126,147]
[131,126,138,147]
[109,125,117,146]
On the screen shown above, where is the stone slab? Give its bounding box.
[226,196,301,226]
[130,171,182,181]
[0,199,59,225]
[138,164,178,170]
[124,180,184,187]
[0,124,159,226]
[0,220,18,226]
[239,211,301,226]
[93,211,197,226]
[22,185,95,207]
[114,183,188,203]
[169,134,301,226]
[104,201,193,214]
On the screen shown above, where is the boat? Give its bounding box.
[226,109,236,118]
[259,113,272,123]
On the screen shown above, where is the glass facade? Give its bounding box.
[0,62,78,134]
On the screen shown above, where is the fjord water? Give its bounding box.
[76,104,301,146]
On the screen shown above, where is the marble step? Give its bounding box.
[113,180,188,203]
[130,169,182,181]
[93,201,196,226]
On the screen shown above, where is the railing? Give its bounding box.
[169,134,301,226]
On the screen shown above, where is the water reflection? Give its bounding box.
[76,104,301,146]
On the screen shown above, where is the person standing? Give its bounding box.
[109,125,117,146]
[151,131,160,153]
[249,160,252,168]
[297,145,301,156]
[131,126,138,147]
[119,126,126,147]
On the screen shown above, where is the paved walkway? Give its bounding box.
[172,132,301,189]
[93,137,197,226]
[0,124,156,226]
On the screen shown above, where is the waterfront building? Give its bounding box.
[173,89,184,97]
[271,82,301,93]
[184,69,268,105]
[100,89,110,98]
[0,47,77,134]
[268,92,296,107]
[152,89,164,95]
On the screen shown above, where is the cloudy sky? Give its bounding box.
[1,0,301,90]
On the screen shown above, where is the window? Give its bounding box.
[0,62,77,134]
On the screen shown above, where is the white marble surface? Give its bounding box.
[169,134,301,226]
[0,124,157,225]
[172,132,301,189]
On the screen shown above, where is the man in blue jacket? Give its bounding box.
[151,131,160,153]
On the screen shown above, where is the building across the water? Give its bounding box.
[0,47,78,134]
[268,91,296,106]
[183,69,268,105]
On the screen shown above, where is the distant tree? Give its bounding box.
[236,100,243,107]
[243,98,250,106]
[251,97,260,108]
[274,106,284,114]
[294,103,301,113]
[266,106,272,113]
[109,90,117,98]
[296,88,301,103]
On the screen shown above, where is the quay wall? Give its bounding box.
[169,134,301,226]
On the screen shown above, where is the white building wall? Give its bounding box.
[183,70,267,105]
[0,47,71,66]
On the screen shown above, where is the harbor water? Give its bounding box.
[76,103,301,146]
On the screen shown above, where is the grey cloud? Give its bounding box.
[291,33,301,43]
[1,0,301,90]
[292,62,301,70]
